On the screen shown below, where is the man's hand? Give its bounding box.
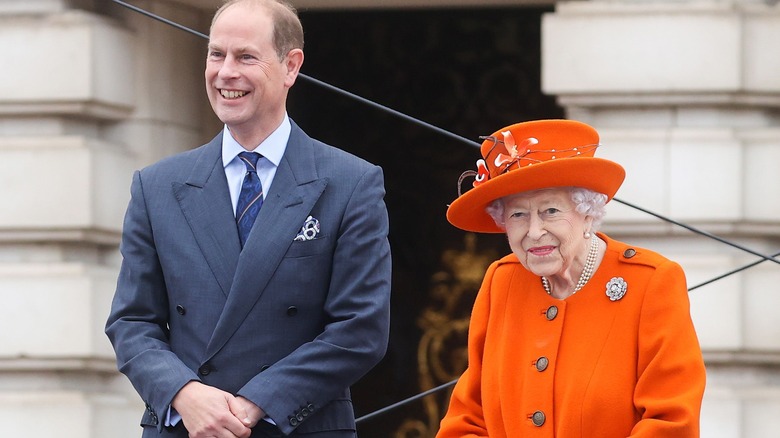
[234,396,266,428]
[171,381,252,438]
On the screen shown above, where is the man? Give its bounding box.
[105,1,392,437]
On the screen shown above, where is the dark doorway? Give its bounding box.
[289,6,562,437]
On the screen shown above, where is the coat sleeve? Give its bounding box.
[104,170,200,431]
[630,259,706,436]
[436,262,498,437]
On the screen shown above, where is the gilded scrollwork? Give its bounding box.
[395,233,498,438]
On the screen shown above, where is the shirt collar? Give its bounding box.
[221,115,291,168]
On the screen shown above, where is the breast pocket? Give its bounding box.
[276,236,333,300]
[284,235,332,259]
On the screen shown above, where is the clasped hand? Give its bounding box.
[172,381,266,438]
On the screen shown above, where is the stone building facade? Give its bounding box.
[0,0,778,436]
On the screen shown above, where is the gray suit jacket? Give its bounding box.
[106,121,391,436]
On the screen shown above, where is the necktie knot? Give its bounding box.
[239,151,261,172]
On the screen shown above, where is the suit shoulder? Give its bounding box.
[312,139,377,170]
[289,120,378,176]
[304,140,385,191]
[134,138,217,187]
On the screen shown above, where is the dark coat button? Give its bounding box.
[260,364,270,372]
[286,306,298,316]
[307,403,315,412]
[623,248,637,258]
[535,356,549,372]
[289,416,299,427]
[145,403,158,425]
[545,306,558,321]
[198,364,212,376]
[176,305,186,315]
[531,410,546,426]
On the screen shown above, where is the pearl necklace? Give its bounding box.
[542,235,599,296]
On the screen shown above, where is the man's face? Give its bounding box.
[205,3,297,139]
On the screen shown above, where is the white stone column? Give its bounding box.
[542,1,780,436]
[0,0,213,435]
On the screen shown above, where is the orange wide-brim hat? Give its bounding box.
[447,119,626,233]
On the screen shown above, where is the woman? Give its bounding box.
[437,119,705,437]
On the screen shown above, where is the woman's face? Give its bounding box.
[502,188,592,279]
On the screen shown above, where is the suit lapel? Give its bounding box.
[205,122,328,359]
[173,133,241,297]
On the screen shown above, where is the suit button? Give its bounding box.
[146,405,158,425]
[531,410,546,426]
[623,248,637,258]
[307,403,315,412]
[535,356,549,372]
[260,364,270,372]
[545,306,558,321]
[176,305,186,315]
[289,416,299,427]
[198,364,212,376]
[286,306,298,316]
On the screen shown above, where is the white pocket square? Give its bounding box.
[294,215,320,241]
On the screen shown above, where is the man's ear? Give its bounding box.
[284,48,304,88]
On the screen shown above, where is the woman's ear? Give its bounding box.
[583,215,595,238]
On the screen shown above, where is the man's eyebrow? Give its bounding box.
[207,44,255,53]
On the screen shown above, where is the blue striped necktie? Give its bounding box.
[236,151,264,248]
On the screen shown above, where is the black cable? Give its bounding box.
[613,198,780,266]
[297,74,479,148]
[355,378,458,425]
[111,0,209,39]
[688,250,780,292]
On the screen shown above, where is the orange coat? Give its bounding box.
[437,234,706,437]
